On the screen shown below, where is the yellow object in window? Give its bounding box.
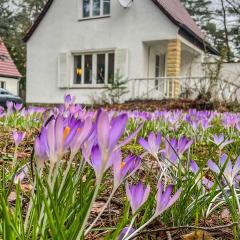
[76,68,82,76]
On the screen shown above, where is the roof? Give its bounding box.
[23,0,218,55]
[0,41,22,78]
[152,0,218,55]
[154,0,204,40]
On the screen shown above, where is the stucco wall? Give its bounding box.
[219,63,240,84]
[26,0,179,104]
[0,76,19,95]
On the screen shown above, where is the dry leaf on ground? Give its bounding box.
[181,230,215,240]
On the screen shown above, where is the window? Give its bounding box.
[0,81,6,89]
[108,53,114,84]
[83,0,90,17]
[97,54,105,84]
[74,56,82,84]
[93,0,101,16]
[74,52,114,86]
[82,0,110,18]
[84,55,93,84]
[103,0,110,15]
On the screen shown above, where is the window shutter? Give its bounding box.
[114,49,129,80]
[57,52,72,88]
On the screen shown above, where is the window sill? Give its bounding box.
[70,84,109,89]
[78,15,110,22]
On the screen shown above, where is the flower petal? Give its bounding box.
[208,160,220,174]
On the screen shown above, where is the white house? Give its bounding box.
[24,0,217,104]
[0,40,21,95]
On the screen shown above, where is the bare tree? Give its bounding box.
[220,0,231,62]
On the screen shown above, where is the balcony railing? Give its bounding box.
[129,77,240,102]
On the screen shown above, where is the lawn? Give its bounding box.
[0,96,240,239]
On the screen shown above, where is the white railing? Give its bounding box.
[129,76,240,102]
[130,77,177,100]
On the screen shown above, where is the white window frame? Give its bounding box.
[72,51,114,88]
[79,0,111,20]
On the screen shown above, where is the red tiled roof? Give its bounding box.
[23,0,218,55]
[0,41,21,78]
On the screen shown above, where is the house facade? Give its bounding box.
[24,0,217,104]
[0,41,21,95]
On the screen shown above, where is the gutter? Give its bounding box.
[0,74,22,79]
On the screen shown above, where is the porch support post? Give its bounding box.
[166,39,181,97]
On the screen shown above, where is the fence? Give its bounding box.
[129,77,240,102]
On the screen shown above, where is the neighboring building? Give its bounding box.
[24,0,217,104]
[0,40,21,95]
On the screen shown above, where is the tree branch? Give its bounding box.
[131,222,238,239]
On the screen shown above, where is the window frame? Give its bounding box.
[79,0,111,20]
[72,50,115,88]
[0,81,6,89]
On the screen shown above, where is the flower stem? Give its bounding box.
[77,177,102,239]
[58,153,75,197]
[122,216,136,240]
[12,146,18,168]
[85,188,116,236]
[124,215,157,240]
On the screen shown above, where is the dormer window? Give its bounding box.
[82,0,110,18]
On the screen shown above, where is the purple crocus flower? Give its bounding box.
[126,181,150,214]
[208,154,240,186]
[163,136,193,164]
[69,117,93,156]
[212,134,233,150]
[118,227,135,240]
[97,111,127,153]
[222,114,238,128]
[139,132,161,158]
[201,119,211,131]
[113,153,141,189]
[12,131,25,146]
[14,103,23,111]
[89,145,108,180]
[34,115,92,169]
[0,106,5,118]
[14,165,28,184]
[81,130,97,163]
[64,94,76,106]
[6,101,13,114]
[34,129,48,169]
[96,110,142,172]
[178,136,193,155]
[190,160,199,173]
[190,160,214,190]
[155,182,181,216]
[190,120,199,132]
[202,178,214,189]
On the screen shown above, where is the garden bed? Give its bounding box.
[0,97,240,239]
[96,98,240,113]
